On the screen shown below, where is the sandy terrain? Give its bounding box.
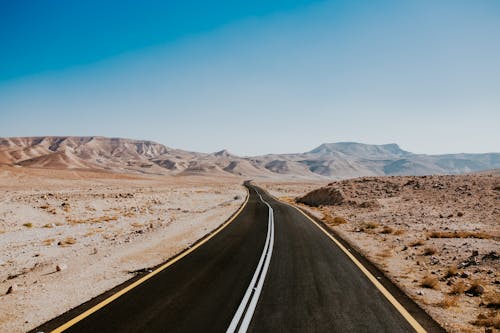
[261,173,499,333]
[0,166,245,333]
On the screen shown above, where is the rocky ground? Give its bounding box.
[261,172,500,333]
[0,166,245,333]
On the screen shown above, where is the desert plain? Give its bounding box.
[261,172,499,333]
[0,165,245,332]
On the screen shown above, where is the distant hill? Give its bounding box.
[0,136,498,179]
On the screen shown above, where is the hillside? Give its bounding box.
[0,137,498,179]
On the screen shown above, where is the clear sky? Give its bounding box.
[1,0,499,156]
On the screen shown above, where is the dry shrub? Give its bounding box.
[359,221,379,232]
[42,238,55,246]
[428,230,492,239]
[409,239,425,247]
[449,281,467,295]
[377,249,392,258]
[420,275,439,289]
[59,237,76,246]
[22,222,33,228]
[393,229,405,236]
[472,311,500,329]
[435,295,459,308]
[67,215,118,224]
[380,226,394,234]
[482,291,500,309]
[423,247,437,256]
[319,208,347,226]
[444,264,458,278]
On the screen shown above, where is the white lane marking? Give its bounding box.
[227,189,275,333]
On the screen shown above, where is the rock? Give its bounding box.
[296,186,344,207]
[466,284,484,296]
[56,263,67,272]
[482,251,499,261]
[6,284,17,294]
[460,272,469,278]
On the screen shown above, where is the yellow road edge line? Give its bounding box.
[51,186,250,333]
[281,200,426,333]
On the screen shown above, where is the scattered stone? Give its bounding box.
[482,251,499,262]
[6,284,18,294]
[56,263,67,272]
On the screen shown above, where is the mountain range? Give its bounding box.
[0,136,498,179]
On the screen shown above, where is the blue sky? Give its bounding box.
[1,0,499,155]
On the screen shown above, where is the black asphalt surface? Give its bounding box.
[36,183,445,333]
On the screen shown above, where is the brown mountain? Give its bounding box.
[1,137,498,179]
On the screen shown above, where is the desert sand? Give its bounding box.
[261,172,499,333]
[0,165,245,333]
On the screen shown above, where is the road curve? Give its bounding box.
[34,183,444,333]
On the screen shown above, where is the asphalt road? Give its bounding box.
[36,183,444,333]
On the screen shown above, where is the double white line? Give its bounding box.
[227,190,275,333]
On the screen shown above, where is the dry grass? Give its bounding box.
[449,281,467,295]
[66,215,119,224]
[472,311,500,329]
[435,295,459,308]
[482,290,500,309]
[444,264,458,278]
[58,237,77,246]
[409,239,425,247]
[420,275,439,289]
[422,247,437,256]
[428,230,493,239]
[380,226,394,234]
[320,209,347,226]
[363,221,379,229]
[42,238,55,246]
[377,249,393,258]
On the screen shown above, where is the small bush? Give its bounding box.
[428,231,491,239]
[444,265,458,278]
[472,311,500,329]
[483,291,500,309]
[435,295,458,308]
[380,226,394,234]
[449,281,467,295]
[420,275,439,289]
[393,229,405,236]
[22,222,33,228]
[58,237,77,246]
[409,239,425,247]
[423,247,437,256]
